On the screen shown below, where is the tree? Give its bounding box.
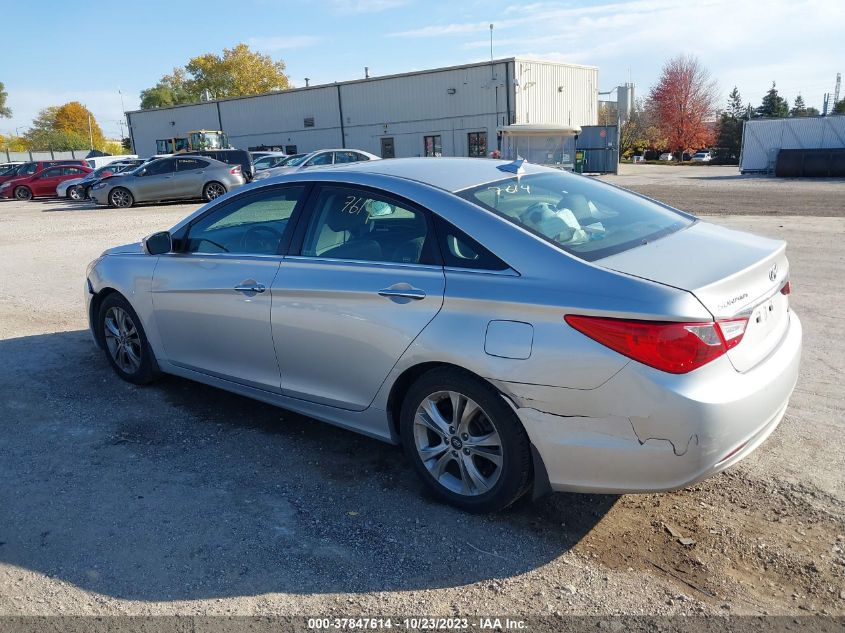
[25,101,104,150]
[647,54,718,158]
[0,81,11,118]
[139,44,291,109]
[714,87,745,164]
[790,94,809,117]
[139,68,193,109]
[756,82,789,118]
[833,98,845,114]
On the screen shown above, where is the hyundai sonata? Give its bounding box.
[85,158,801,512]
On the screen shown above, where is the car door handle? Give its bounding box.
[234,283,266,293]
[378,287,426,300]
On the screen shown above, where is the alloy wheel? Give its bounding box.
[205,182,225,199]
[103,306,142,374]
[413,390,503,496]
[15,187,32,200]
[69,186,82,201]
[110,189,132,208]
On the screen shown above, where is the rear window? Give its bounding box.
[456,171,693,262]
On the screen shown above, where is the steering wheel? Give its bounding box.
[241,225,282,253]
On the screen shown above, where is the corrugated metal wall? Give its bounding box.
[127,103,221,157]
[127,57,598,159]
[740,116,845,173]
[513,60,598,127]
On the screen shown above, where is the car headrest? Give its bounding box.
[325,195,371,232]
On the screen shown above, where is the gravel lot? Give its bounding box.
[0,169,843,619]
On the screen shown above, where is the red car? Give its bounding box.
[1,163,92,200]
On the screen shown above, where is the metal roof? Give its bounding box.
[125,57,597,115]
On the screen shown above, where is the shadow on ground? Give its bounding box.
[0,331,616,601]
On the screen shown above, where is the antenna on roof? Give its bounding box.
[497,157,525,175]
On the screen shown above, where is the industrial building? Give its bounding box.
[740,115,845,174]
[126,57,600,161]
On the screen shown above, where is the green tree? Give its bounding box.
[714,87,745,164]
[25,101,105,150]
[139,44,291,109]
[139,68,194,109]
[756,82,789,118]
[790,94,808,116]
[0,81,11,118]
[834,98,845,114]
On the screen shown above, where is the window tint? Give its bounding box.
[457,172,692,262]
[301,187,432,264]
[334,151,360,164]
[61,167,83,175]
[21,164,37,175]
[176,158,209,171]
[305,152,333,167]
[185,186,305,255]
[144,159,174,176]
[433,216,509,271]
[253,156,274,170]
[41,167,63,177]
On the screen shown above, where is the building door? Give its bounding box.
[380,137,395,159]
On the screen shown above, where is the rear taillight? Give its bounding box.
[230,166,242,174]
[564,315,749,374]
[780,281,791,295]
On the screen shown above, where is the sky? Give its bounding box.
[1,0,842,139]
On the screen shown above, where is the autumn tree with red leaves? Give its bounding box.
[648,55,718,159]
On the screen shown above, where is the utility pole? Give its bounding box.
[88,114,94,149]
[489,24,494,79]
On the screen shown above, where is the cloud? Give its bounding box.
[389,21,492,38]
[248,35,323,51]
[330,0,409,14]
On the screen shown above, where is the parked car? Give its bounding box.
[1,164,92,199]
[59,160,145,200]
[184,149,254,181]
[0,159,88,188]
[89,156,244,208]
[86,157,801,512]
[691,151,713,162]
[659,152,674,161]
[0,161,24,175]
[86,154,139,170]
[252,152,291,172]
[253,149,379,180]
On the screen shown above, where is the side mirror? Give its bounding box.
[136,168,146,177]
[142,231,172,256]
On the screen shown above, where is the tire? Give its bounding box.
[68,185,83,201]
[14,186,32,201]
[400,367,532,513]
[97,293,158,385]
[109,187,134,208]
[203,181,226,201]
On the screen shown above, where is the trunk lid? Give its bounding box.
[598,221,790,372]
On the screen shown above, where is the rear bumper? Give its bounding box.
[500,311,802,493]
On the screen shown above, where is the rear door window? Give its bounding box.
[300,186,434,265]
[176,158,210,171]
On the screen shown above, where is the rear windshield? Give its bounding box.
[457,171,693,261]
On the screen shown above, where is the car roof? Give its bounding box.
[316,157,551,193]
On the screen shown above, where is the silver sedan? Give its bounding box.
[90,156,245,208]
[85,158,801,512]
[253,148,379,180]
